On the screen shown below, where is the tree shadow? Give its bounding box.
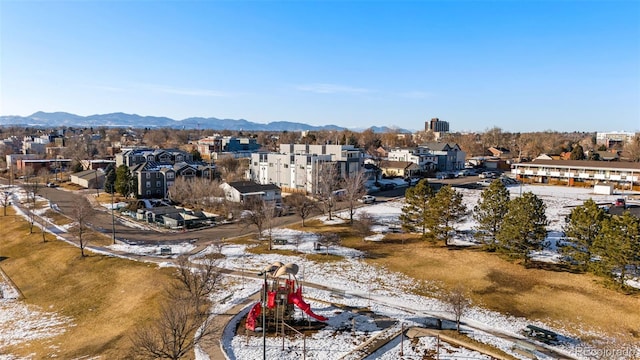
[0,256,8,262]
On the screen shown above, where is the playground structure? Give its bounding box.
[246,261,328,332]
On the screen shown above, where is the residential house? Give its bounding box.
[378,160,420,178]
[221,180,282,205]
[420,142,466,171]
[487,147,511,159]
[387,147,437,172]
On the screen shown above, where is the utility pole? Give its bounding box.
[111,190,116,244]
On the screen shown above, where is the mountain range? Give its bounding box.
[0,111,411,133]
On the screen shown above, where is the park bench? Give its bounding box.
[273,238,288,245]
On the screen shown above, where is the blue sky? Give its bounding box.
[1,1,638,132]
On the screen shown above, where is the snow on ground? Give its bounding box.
[2,182,637,359]
[0,300,73,350]
[107,242,196,256]
[208,184,638,360]
[367,334,493,360]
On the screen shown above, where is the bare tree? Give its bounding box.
[623,134,640,162]
[22,168,42,234]
[71,197,95,257]
[132,252,221,359]
[353,212,374,241]
[343,170,368,224]
[0,189,11,216]
[445,285,471,332]
[315,161,340,220]
[168,177,223,211]
[317,232,341,255]
[243,198,277,250]
[284,193,317,227]
[131,294,213,360]
[174,255,221,304]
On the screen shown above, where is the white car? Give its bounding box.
[358,195,376,204]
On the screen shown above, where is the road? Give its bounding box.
[3,177,576,359]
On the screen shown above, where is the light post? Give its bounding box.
[111,189,116,244]
[257,270,267,360]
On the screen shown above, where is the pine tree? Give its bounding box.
[473,179,510,251]
[400,179,434,236]
[561,199,606,271]
[115,164,133,198]
[428,185,466,245]
[570,144,585,160]
[104,169,117,194]
[593,212,640,287]
[496,192,547,265]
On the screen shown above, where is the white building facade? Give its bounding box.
[249,144,364,194]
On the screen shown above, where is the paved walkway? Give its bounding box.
[5,183,576,360]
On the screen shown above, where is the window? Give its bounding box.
[146,181,151,187]
[167,172,174,179]
[156,181,162,187]
[146,190,151,195]
[284,164,289,168]
[146,172,150,179]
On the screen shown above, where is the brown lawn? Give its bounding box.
[0,208,175,359]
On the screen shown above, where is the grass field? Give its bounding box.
[0,209,176,359]
[360,237,639,342]
[285,218,640,343]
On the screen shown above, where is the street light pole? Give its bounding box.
[111,190,116,244]
[261,271,267,360]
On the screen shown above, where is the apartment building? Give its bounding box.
[249,144,364,194]
[511,160,639,189]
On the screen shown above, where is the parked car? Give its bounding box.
[479,171,496,179]
[46,182,58,188]
[358,195,376,204]
[613,198,626,208]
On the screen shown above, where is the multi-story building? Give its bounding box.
[512,160,639,189]
[421,142,466,171]
[249,144,364,194]
[196,135,260,159]
[425,118,450,132]
[116,148,193,167]
[387,147,438,172]
[115,148,213,198]
[596,131,637,149]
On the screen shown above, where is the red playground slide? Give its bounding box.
[288,289,328,322]
[245,302,262,331]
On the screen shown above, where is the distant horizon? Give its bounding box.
[1,110,637,134]
[1,1,638,133]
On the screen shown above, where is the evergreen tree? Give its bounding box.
[428,185,467,245]
[593,212,640,287]
[400,179,434,236]
[115,164,133,197]
[190,148,203,162]
[496,192,547,265]
[473,179,511,251]
[561,199,606,271]
[104,169,116,194]
[570,144,585,160]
